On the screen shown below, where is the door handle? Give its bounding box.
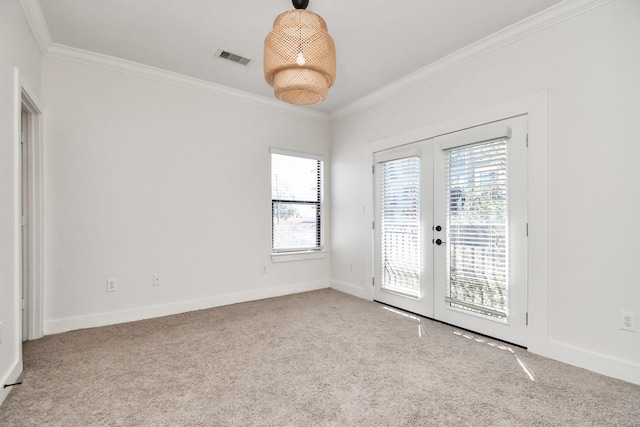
[435,225,442,232]
[435,238,445,245]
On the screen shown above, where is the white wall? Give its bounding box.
[42,56,331,333]
[4,0,638,406]
[0,0,42,405]
[330,0,640,385]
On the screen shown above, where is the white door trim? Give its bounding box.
[15,68,44,341]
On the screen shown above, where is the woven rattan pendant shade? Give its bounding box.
[264,9,336,105]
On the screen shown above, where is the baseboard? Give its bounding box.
[548,340,640,386]
[330,280,371,300]
[331,282,640,386]
[0,359,23,407]
[44,281,329,335]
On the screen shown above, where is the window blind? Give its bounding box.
[380,156,421,298]
[445,139,508,318]
[271,153,323,252]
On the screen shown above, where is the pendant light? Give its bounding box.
[264,0,336,105]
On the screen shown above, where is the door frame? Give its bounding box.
[15,68,44,341]
[365,92,549,356]
[21,106,29,342]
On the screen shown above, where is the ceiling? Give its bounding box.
[37,0,565,113]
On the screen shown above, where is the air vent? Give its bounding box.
[215,49,251,66]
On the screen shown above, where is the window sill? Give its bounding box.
[271,251,327,263]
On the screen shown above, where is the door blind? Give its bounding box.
[380,156,421,298]
[445,139,508,318]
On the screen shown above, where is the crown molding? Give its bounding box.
[43,44,329,121]
[22,0,610,121]
[19,0,52,53]
[331,0,613,120]
[19,1,327,120]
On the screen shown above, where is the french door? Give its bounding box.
[373,143,434,317]
[374,116,528,346]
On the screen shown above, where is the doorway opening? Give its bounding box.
[20,106,29,341]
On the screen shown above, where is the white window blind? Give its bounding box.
[445,139,508,318]
[380,156,421,298]
[271,152,323,252]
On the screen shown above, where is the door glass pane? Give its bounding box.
[380,156,421,298]
[445,139,508,318]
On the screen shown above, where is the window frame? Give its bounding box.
[270,148,325,256]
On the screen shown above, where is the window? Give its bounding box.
[271,149,323,253]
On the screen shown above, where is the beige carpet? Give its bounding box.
[1,289,639,426]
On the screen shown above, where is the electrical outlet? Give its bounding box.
[153,275,161,286]
[620,311,636,332]
[106,278,118,292]
[262,264,268,274]
[349,262,354,272]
